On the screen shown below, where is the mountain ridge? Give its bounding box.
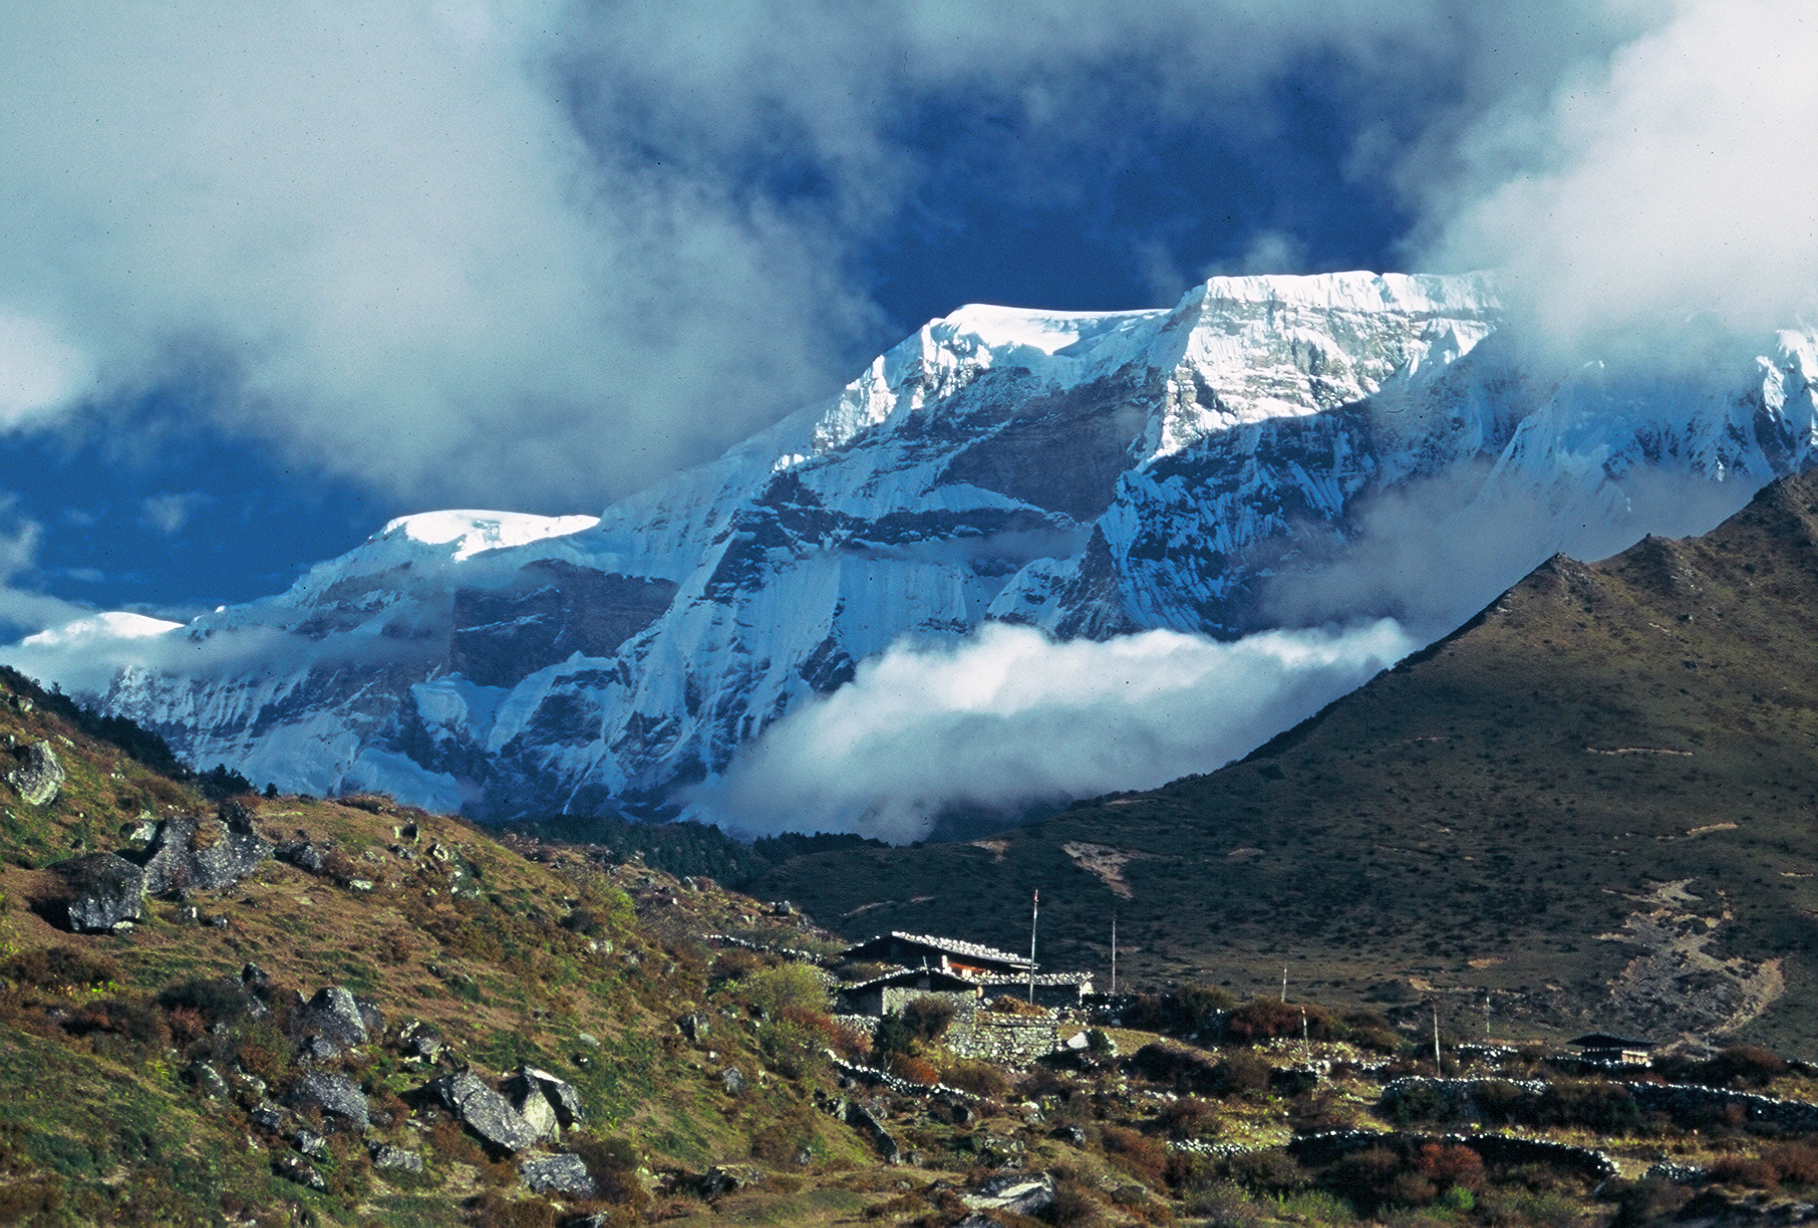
[18,271,1818,826]
[743,467,1818,1051]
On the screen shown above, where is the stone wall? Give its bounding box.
[945,1015,1060,1063]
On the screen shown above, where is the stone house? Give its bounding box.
[837,967,982,1018]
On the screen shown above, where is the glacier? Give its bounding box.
[21,270,1818,825]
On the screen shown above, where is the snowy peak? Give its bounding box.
[41,269,1818,828]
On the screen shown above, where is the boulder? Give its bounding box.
[512,1082,560,1142]
[55,853,144,933]
[398,1019,444,1062]
[844,1101,901,1164]
[140,814,273,896]
[720,1066,745,1095]
[513,1066,585,1129]
[275,840,325,874]
[292,1071,370,1128]
[7,741,64,806]
[679,1012,711,1042]
[425,1071,542,1154]
[962,1172,1055,1217]
[370,1144,425,1174]
[519,1153,597,1199]
[299,986,373,1047]
[186,1061,230,1100]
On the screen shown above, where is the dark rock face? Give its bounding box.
[425,1071,542,1154]
[292,1071,370,1128]
[55,853,144,932]
[6,740,64,806]
[449,562,678,689]
[518,1152,597,1198]
[843,1101,900,1164]
[140,814,273,896]
[275,840,325,874]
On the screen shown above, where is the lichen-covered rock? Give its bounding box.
[519,1152,596,1198]
[962,1172,1055,1217]
[292,1070,370,1128]
[397,1019,444,1062]
[55,853,144,933]
[425,1071,541,1154]
[275,839,325,874]
[298,986,373,1047]
[512,1082,560,1142]
[7,741,64,806]
[512,1066,585,1129]
[370,1144,424,1173]
[140,814,273,896]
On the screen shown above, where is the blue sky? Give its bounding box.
[0,1,1812,632]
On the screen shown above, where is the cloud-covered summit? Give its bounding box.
[2,0,1761,521]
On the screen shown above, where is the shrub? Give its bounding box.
[1,946,121,992]
[903,995,957,1042]
[941,1059,1011,1098]
[742,965,827,1017]
[157,977,253,1022]
[873,1012,915,1061]
[1099,1125,1168,1184]
[886,1053,940,1084]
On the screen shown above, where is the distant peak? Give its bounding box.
[373,510,600,562]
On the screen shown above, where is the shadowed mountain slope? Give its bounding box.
[750,469,1818,1051]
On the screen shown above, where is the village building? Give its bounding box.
[837,967,982,1018]
[1568,1032,1657,1065]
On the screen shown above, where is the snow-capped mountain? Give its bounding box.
[65,272,1818,820]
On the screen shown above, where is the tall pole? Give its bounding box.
[1432,1002,1443,1075]
[1281,966,1288,1003]
[1110,911,1117,997]
[1028,890,1039,1004]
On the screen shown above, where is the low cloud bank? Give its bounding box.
[699,619,1415,843]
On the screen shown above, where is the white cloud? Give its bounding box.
[0,311,92,428]
[0,1,1666,513]
[1419,0,1818,357]
[699,619,1415,842]
[139,492,209,536]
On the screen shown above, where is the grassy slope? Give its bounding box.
[0,672,879,1226]
[750,470,1818,1052]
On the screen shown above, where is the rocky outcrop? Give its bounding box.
[139,811,273,896]
[297,986,381,1050]
[425,1071,544,1155]
[292,1071,370,1129]
[961,1172,1055,1217]
[55,853,144,932]
[518,1152,596,1198]
[6,740,63,806]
